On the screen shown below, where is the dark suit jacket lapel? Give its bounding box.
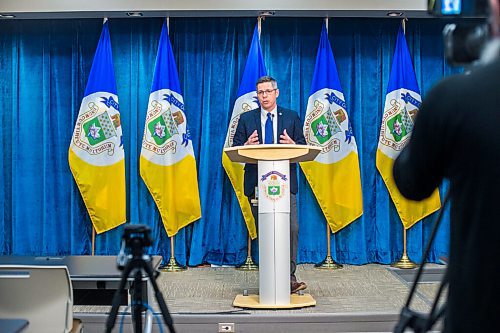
[277,106,284,144]
[253,109,263,144]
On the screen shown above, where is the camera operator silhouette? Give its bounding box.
[393,0,500,332]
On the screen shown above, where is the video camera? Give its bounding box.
[428,0,491,65]
[107,224,176,333]
[117,224,153,270]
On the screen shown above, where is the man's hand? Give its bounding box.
[245,130,259,145]
[279,129,295,144]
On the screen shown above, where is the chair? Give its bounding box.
[0,265,79,333]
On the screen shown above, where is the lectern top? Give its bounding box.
[224,144,321,164]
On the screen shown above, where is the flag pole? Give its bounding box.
[315,224,343,269]
[237,16,263,272]
[88,15,107,258]
[91,228,95,256]
[392,227,417,269]
[237,234,258,271]
[157,16,186,273]
[391,18,417,270]
[257,14,262,36]
[161,235,187,272]
[313,17,343,270]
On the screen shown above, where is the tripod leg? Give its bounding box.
[105,262,134,333]
[142,261,176,333]
[143,311,154,333]
[132,267,143,333]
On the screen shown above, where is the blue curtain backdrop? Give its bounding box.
[0,17,458,265]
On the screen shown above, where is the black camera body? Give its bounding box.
[122,224,153,248]
[428,0,491,66]
[117,224,153,270]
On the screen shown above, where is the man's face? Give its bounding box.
[257,82,279,112]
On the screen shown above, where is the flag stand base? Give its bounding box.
[160,257,187,272]
[236,256,259,271]
[315,255,343,270]
[391,254,417,269]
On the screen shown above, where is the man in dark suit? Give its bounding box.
[232,75,307,293]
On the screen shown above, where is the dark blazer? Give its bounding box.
[232,106,306,197]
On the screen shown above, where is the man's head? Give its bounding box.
[256,76,280,112]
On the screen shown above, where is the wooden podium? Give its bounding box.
[225,144,320,309]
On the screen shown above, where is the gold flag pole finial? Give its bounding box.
[257,16,262,37]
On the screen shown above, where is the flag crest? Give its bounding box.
[376,24,441,229]
[222,23,267,239]
[140,22,201,237]
[300,22,363,233]
[69,21,126,234]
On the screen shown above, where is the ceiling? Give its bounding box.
[0,0,437,20]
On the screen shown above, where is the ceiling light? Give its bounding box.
[126,12,143,17]
[259,11,276,17]
[387,12,404,17]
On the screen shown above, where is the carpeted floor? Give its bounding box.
[74,264,446,315]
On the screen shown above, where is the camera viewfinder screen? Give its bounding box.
[442,0,462,15]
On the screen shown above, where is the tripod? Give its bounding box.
[105,225,176,333]
[393,191,450,333]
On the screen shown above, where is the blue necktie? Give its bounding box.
[265,113,273,144]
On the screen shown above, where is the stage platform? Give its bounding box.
[75,263,446,333]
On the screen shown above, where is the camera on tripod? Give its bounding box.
[117,224,153,270]
[428,0,491,65]
[107,224,176,333]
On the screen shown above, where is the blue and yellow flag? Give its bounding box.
[222,23,267,239]
[69,20,126,234]
[376,24,441,229]
[140,21,201,237]
[300,22,363,232]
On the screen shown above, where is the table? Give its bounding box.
[0,255,163,306]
